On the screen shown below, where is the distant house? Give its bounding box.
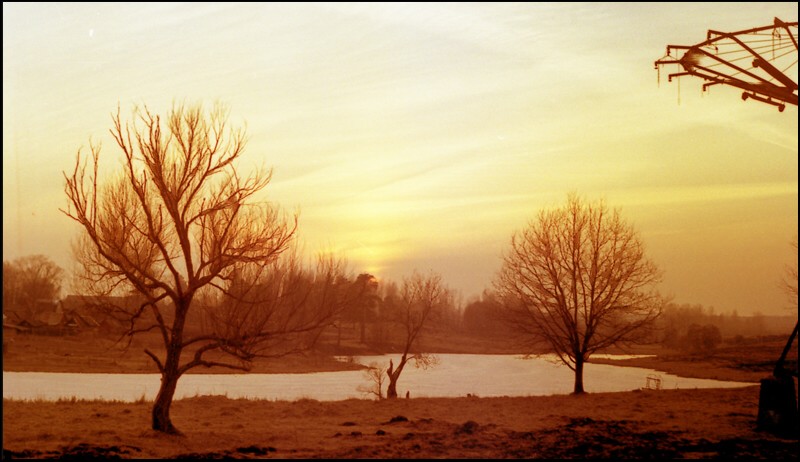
[2,304,65,335]
[2,313,30,336]
[3,294,150,336]
[3,310,28,326]
[4,296,105,336]
[61,294,146,332]
[62,311,100,330]
[34,309,67,336]
[3,309,35,334]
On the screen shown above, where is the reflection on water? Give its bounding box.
[2,354,751,402]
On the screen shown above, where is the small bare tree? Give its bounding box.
[63,102,348,434]
[495,194,664,394]
[385,271,449,399]
[356,361,388,399]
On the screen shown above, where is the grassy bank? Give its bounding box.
[5,329,795,384]
[1,331,364,374]
[592,337,797,383]
[4,331,798,458]
[3,386,797,458]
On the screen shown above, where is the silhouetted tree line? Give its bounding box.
[3,255,64,314]
[462,290,505,336]
[658,302,792,351]
[317,274,462,351]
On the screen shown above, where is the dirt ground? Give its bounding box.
[3,332,798,458]
[3,386,798,459]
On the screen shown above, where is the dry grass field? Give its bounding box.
[3,386,797,459]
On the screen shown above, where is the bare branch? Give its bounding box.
[144,349,165,373]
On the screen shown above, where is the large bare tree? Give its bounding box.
[385,271,450,399]
[494,194,664,394]
[62,103,347,434]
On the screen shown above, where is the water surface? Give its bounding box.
[2,354,751,402]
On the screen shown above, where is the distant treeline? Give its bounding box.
[458,293,797,349]
[657,303,796,348]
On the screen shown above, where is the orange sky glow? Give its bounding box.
[3,3,798,315]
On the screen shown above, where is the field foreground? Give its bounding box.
[3,386,798,459]
[3,333,798,458]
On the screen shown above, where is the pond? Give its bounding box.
[2,354,751,402]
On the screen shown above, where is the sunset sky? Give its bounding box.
[3,3,797,315]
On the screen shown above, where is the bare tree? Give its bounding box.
[62,103,347,434]
[494,194,664,394]
[385,271,449,399]
[356,361,388,399]
[2,255,64,312]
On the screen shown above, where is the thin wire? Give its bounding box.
[779,59,798,74]
[714,38,795,48]
[705,50,797,75]
[662,24,798,99]
[706,41,796,58]
[696,45,796,77]
[702,38,797,55]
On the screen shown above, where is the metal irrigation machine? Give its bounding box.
[654,17,798,436]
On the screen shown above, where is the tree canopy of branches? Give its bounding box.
[385,271,451,399]
[62,102,348,434]
[494,194,664,394]
[2,254,64,312]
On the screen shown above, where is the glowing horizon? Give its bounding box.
[3,3,798,315]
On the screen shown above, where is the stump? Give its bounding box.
[756,374,798,435]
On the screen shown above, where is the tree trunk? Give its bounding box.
[573,354,585,394]
[152,304,187,434]
[152,369,181,434]
[386,357,407,399]
[386,376,398,399]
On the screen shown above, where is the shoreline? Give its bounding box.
[3,350,760,383]
[3,352,761,380]
[589,356,764,383]
[3,331,792,384]
[4,336,796,458]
